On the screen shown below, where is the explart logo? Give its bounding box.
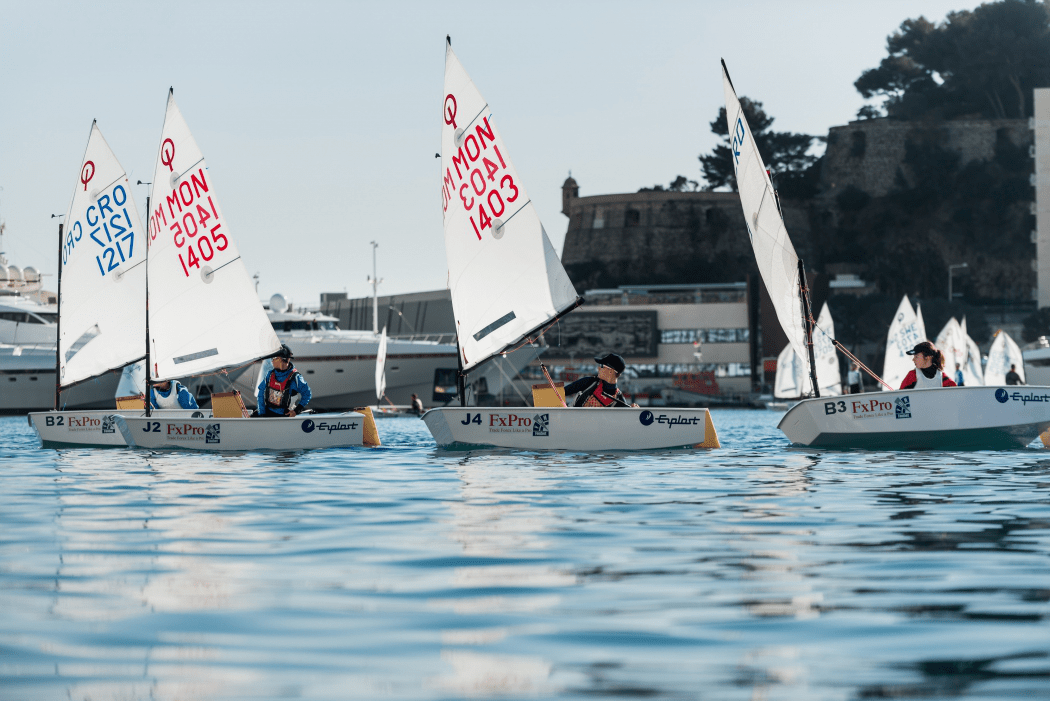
[995,389,1009,403]
[301,419,316,433]
[639,410,655,426]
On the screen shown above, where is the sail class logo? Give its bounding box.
[639,411,655,426]
[532,414,549,437]
[205,423,221,444]
[995,389,1009,403]
[895,396,912,419]
[301,419,315,433]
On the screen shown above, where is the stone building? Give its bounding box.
[559,176,815,292]
[821,116,1030,200]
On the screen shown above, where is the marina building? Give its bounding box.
[322,282,757,405]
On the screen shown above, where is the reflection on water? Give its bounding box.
[2,412,1050,699]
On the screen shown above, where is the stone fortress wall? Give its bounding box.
[820,116,1030,200]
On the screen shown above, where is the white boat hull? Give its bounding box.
[422,406,719,451]
[114,412,367,451]
[778,386,1050,449]
[29,409,210,447]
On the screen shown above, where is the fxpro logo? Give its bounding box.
[995,389,1050,405]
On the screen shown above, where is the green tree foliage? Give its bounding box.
[815,126,1033,304]
[699,98,820,197]
[855,0,1050,120]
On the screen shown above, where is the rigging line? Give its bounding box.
[540,363,567,408]
[807,313,893,391]
[204,256,241,277]
[173,157,206,182]
[460,104,489,135]
[494,200,530,234]
[94,173,127,196]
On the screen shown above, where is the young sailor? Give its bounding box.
[150,379,199,410]
[256,344,312,417]
[564,353,639,408]
[900,341,957,389]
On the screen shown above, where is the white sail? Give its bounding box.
[375,326,387,401]
[59,122,147,386]
[915,302,927,341]
[813,302,842,395]
[881,295,925,391]
[774,303,840,398]
[721,62,808,367]
[115,361,146,398]
[440,41,578,372]
[773,342,804,399]
[985,330,1025,384]
[147,90,280,382]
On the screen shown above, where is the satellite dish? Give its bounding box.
[269,293,288,312]
[7,265,22,282]
[22,266,40,283]
[0,265,8,282]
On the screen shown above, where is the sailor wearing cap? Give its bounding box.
[563,353,638,408]
[255,344,312,417]
[900,341,957,389]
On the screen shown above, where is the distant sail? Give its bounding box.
[813,302,842,395]
[882,295,924,391]
[59,122,147,386]
[722,61,808,367]
[441,42,579,372]
[934,318,980,385]
[774,342,804,399]
[147,90,281,382]
[915,302,927,341]
[375,326,387,401]
[985,331,1024,384]
[775,303,841,398]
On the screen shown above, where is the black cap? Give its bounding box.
[275,343,293,359]
[594,353,626,375]
[906,341,936,356]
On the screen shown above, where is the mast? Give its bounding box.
[456,339,466,407]
[144,195,151,417]
[369,241,379,335]
[797,259,819,398]
[54,221,62,410]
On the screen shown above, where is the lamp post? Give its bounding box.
[949,263,968,301]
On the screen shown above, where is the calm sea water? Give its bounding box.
[1,410,1049,700]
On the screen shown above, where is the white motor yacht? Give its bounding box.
[206,294,461,411]
[1022,336,1050,385]
[0,259,120,413]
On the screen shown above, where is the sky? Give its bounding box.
[0,0,988,307]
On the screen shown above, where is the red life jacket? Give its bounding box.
[582,380,618,407]
[266,369,299,410]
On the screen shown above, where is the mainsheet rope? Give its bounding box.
[806,312,894,391]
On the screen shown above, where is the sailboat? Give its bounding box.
[114,91,377,450]
[985,330,1025,385]
[881,295,925,391]
[935,318,983,386]
[721,60,1050,449]
[29,122,209,447]
[774,302,840,399]
[422,39,719,450]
